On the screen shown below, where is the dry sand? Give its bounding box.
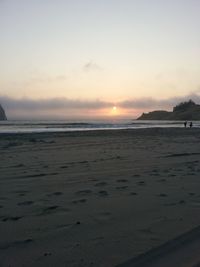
[0,128,200,267]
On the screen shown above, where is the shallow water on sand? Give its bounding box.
[1,119,199,133]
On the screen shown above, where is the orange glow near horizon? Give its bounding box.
[110,106,119,116]
[103,106,131,117]
[106,106,144,118]
[112,106,117,113]
[89,106,123,117]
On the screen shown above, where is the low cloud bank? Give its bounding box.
[0,93,200,119]
[119,93,200,110]
[0,96,112,110]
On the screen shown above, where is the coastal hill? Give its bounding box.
[137,100,200,120]
[0,104,7,120]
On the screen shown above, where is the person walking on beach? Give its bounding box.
[189,121,193,128]
[184,121,187,128]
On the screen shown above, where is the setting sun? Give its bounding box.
[110,106,118,116]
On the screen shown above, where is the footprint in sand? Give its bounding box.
[168,174,176,177]
[137,181,146,186]
[152,169,159,173]
[14,190,30,196]
[98,190,108,197]
[116,179,128,183]
[79,160,89,164]
[157,193,168,197]
[189,192,195,196]
[2,216,23,222]
[72,199,87,204]
[17,201,34,206]
[39,205,59,215]
[94,182,108,187]
[15,163,25,168]
[47,192,63,197]
[26,173,46,178]
[116,186,128,190]
[29,138,37,143]
[60,165,68,169]
[130,192,138,196]
[75,189,93,196]
[44,252,52,257]
[53,191,63,196]
[43,165,49,169]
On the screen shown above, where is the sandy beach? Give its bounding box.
[1,128,200,267]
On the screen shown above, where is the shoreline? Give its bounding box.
[0,126,199,135]
[1,119,199,134]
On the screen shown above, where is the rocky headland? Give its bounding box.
[0,104,7,120]
[137,100,200,120]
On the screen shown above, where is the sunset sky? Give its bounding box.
[1,0,200,119]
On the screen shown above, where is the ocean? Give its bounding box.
[0,119,199,134]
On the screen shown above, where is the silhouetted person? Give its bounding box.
[184,121,187,128]
[190,121,193,128]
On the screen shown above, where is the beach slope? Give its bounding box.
[1,128,200,266]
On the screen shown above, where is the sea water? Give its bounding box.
[0,119,200,134]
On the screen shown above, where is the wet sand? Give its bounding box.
[118,224,200,267]
[1,128,200,267]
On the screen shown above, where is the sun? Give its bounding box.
[110,106,118,116]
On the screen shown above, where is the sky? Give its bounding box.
[1,0,200,119]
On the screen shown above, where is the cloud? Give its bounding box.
[118,93,200,110]
[0,96,111,110]
[1,92,200,119]
[0,96,113,119]
[83,61,103,72]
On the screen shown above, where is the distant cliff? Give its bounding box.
[137,100,200,120]
[0,104,7,120]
